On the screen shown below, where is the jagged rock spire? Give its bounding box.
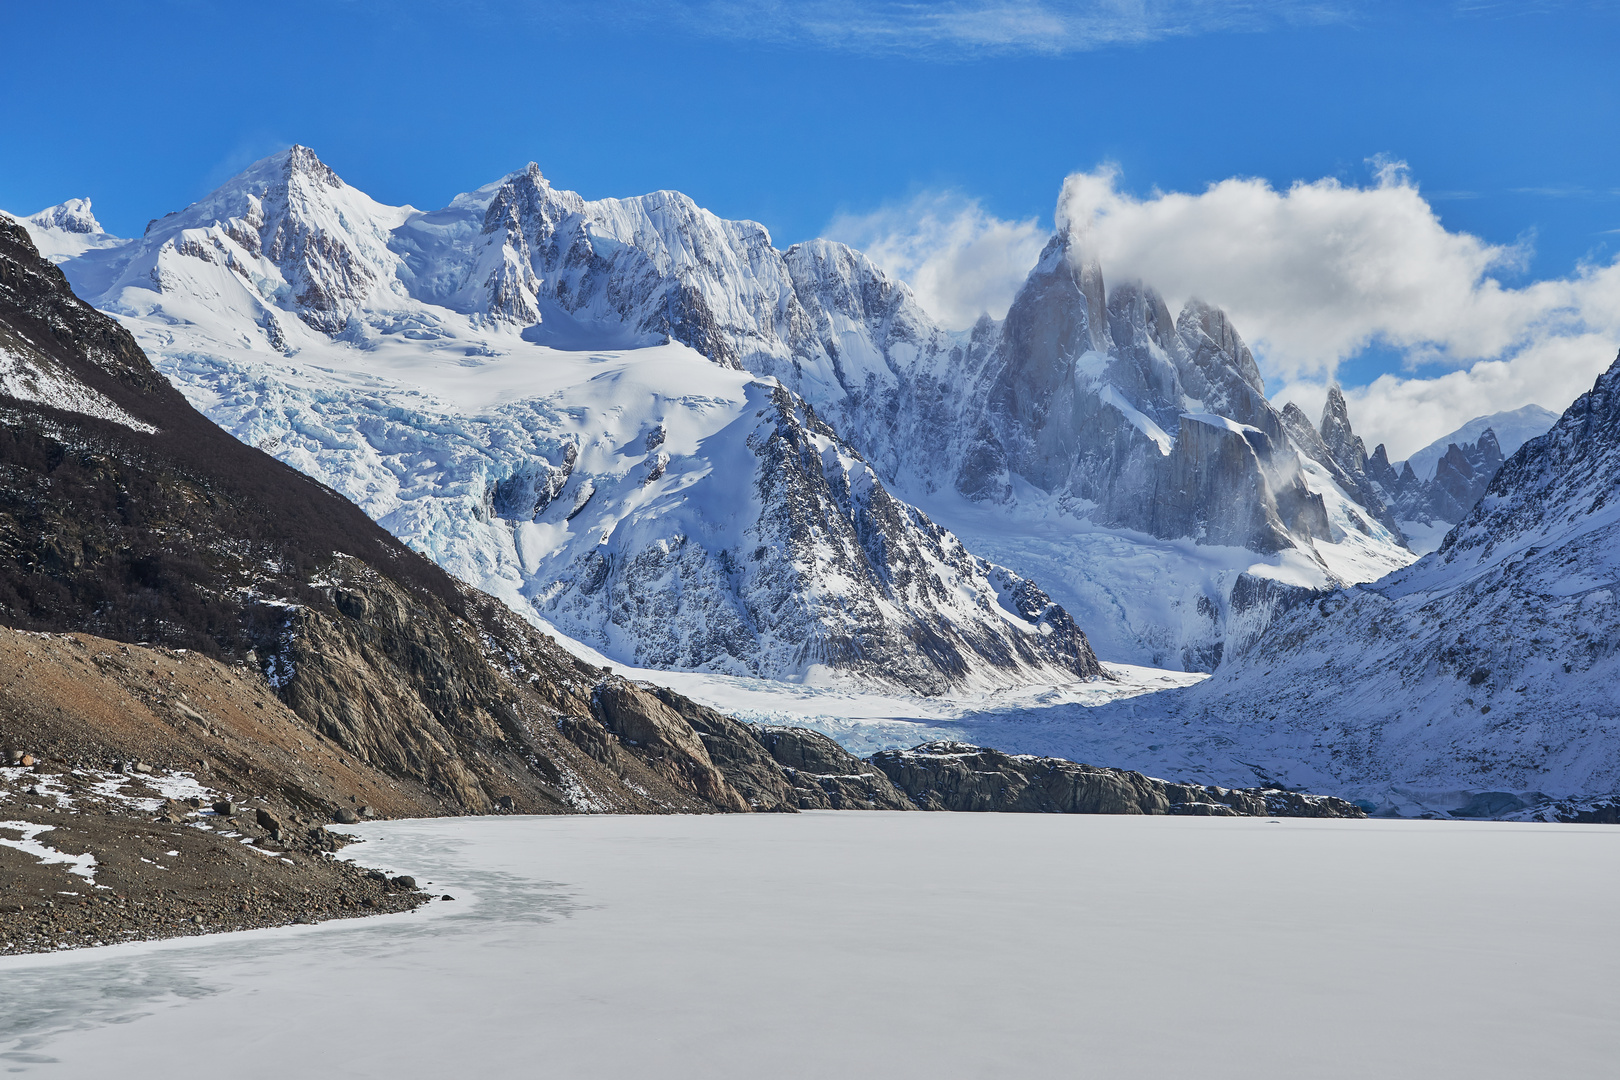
[1319,385,1369,476]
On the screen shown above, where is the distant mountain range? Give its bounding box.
[15,146,1432,679]
[1399,405,1560,481]
[4,211,1349,827]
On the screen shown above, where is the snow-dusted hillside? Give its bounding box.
[21,145,1414,679]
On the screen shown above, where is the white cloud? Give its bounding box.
[1057,163,1620,457]
[676,0,1344,57]
[825,192,1046,330]
[1279,335,1617,461]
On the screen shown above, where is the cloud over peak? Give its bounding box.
[833,162,1620,458]
[825,191,1046,330]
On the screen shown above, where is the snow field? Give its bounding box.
[2,813,1618,1078]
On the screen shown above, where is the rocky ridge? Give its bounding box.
[1366,427,1505,532]
[534,380,1105,691]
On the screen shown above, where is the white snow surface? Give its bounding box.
[2,813,1618,1079]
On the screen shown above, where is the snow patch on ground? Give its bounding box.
[0,822,98,883]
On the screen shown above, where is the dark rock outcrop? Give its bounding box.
[646,688,914,811]
[645,688,804,811]
[869,742,1364,818]
[590,678,749,811]
[754,727,915,810]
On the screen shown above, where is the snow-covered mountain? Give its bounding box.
[6,198,124,264]
[1400,405,1560,482]
[1028,352,1620,815]
[22,146,1414,681]
[1342,405,1560,555]
[1367,427,1504,551]
[21,149,1103,694]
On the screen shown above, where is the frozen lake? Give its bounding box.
[3,813,1618,1078]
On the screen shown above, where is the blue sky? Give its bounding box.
[3,1,1618,451]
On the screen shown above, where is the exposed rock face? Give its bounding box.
[1318,386,1368,477]
[1366,427,1505,527]
[646,688,914,811]
[642,689,805,812]
[590,678,749,811]
[1174,300,1278,436]
[868,742,1364,817]
[1279,392,1402,538]
[955,248,1349,563]
[753,726,916,810]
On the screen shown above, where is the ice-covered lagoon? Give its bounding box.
[3,813,1617,1078]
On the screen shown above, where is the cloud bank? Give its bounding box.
[826,192,1046,330]
[838,164,1620,458]
[1055,163,1620,457]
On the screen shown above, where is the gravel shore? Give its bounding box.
[0,762,431,956]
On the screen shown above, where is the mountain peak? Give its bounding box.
[280,144,342,189]
[28,198,102,235]
[1401,406,1559,482]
